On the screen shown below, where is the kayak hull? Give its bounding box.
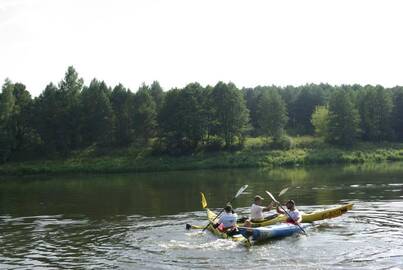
[239,223,310,242]
[239,203,353,228]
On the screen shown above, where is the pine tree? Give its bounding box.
[111,84,133,146]
[80,79,114,146]
[132,84,157,144]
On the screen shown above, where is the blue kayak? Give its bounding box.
[239,223,310,242]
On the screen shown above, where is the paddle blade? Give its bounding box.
[278,187,289,197]
[265,190,279,203]
[235,185,248,198]
[200,192,207,208]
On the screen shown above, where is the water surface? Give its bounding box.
[1,162,403,269]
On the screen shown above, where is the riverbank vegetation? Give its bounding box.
[1,136,403,175]
[1,66,403,174]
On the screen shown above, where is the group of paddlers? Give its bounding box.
[214,195,302,236]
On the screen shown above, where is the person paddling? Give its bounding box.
[276,199,302,224]
[244,195,276,227]
[214,204,239,236]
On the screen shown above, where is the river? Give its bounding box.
[1,162,403,269]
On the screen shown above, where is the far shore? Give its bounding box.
[1,137,403,176]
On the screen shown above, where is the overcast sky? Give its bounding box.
[1,0,403,96]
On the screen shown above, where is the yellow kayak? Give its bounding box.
[205,208,251,247]
[240,203,353,228]
[199,192,251,247]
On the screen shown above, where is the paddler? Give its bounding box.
[243,195,276,227]
[276,199,302,224]
[214,204,239,236]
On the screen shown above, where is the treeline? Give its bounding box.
[1,66,403,162]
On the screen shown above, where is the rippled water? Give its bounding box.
[1,163,403,269]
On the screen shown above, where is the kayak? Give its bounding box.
[205,208,251,247]
[198,192,251,247]
[239,223,311,242]
[238,203,353,227]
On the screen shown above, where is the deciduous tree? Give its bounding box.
[327,90,360,146]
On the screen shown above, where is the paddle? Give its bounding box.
[278,187,289,197]
[265,190,307,235]
[200,185,248,232]
[185,224,203,230]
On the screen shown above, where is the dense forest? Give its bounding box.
[1,66,403,163]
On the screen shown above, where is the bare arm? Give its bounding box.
[276,205,285,214]
[263,201,275,212]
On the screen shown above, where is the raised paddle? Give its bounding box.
[200,184,248,232]
[278,187,289,197]
[265,190,307,235]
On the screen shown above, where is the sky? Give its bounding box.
[1,0,403,96]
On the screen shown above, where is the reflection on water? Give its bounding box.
[1,162,403,269]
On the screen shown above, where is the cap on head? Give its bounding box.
[224,204,233,212]
[286,199,295,206]
[254,195,264,201]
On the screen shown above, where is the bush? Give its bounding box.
[270,136,294,150]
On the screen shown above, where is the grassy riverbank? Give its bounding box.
[1,136,403,175]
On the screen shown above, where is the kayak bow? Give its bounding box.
[238,203,353,227]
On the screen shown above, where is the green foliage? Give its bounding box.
[243,88,258,135]
[158,83,209,154]
[203,136,224,152]
[150,81,165,113]
[392,87,403,140]
[4,65,403,163]
[34,67,83,154]
[111,84,133,146]
[132,84,157,144]
[290,84,326,134]
[327,90,360,146]
[357,86,393,141]
[80,79,115,146]
[210,82,249,147]
[58,66,83,149]
[0,80,16,162]
[311,105,329,138]
[34,83,63,154]
[270,135,294,150]
[0,80,40,162]
[0,79,15,122]
[256,89,288,139]
[3,136,403,175]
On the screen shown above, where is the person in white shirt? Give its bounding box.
[244,195,276,227]
[276,199,302,224]
[214,205,239,236]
